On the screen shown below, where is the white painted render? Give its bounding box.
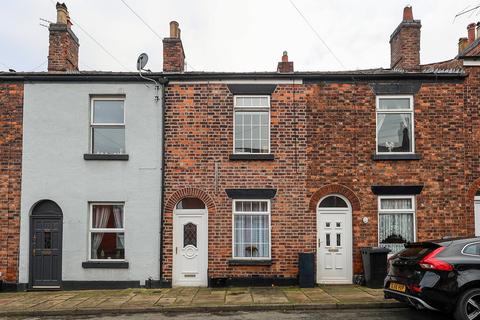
[19,82,163,285]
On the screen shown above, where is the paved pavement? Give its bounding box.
[0,285,401,317]
[0,309,453,320]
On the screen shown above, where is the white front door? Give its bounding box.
[317,208,352,284]
[173,209,208,286]
[475,197,480,236]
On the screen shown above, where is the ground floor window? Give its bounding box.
[378,196,415,253]
[89,203,125,260]
[233,200,270,259]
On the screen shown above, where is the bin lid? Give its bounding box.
[360,247,391,254]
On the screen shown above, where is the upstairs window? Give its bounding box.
[91,98,125,154]
[376,96,414,154]
[234,96,270,154]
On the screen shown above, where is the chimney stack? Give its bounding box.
[389,5,421,71]
[163,21,185,72]
[468,23,476,44]
[48,2,79,72]
[277,51,294,73]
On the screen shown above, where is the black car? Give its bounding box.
[384,237,480,320]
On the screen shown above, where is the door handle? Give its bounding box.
[175,247,178,254]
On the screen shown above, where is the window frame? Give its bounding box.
[377,195,416,250]
[90,97,126,154]
[375,95,414,155]
[231,199,272,260]
[88,202,126,262]
[462,241,480,257]
[233,95,271,155]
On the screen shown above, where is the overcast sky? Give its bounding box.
[1,0,478,72]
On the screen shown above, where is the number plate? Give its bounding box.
[389,282,406,292]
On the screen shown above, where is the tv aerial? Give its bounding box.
[137,53,159,103]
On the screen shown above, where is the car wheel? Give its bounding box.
[455,288,480,320]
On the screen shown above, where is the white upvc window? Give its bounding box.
[89,203,125,261]
[376,95,414,154]
[233,96,270,154]
[378,196,416,254]
[232,200,271,259]
[90,97,126,154]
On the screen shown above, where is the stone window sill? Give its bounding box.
[84,154,129,161]
[228,259,272,266]
[229,154,274,161]
[82,261,129,269]
[372,153,421,161]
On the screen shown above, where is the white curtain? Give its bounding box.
[113,206,124,249]
[379,213,414,253]
[92,206,110,259]
[234,215,247,257]
[381,198,412,210]
[376,113,386,133]
[252,215,268,258]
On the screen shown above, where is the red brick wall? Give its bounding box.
[306,81,468,273]
[163,77,475,281]
[163,39,185,72]
[0,83,23,283]
[163,83,308,281]
[48,25,79,72]
[390,22,421,70]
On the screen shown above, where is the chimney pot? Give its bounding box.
[459,37,469,54]
[169,21,180,38]
[56,2,69,25]
[163,21,185,72]
[468,23,476,43]
[403,5,413,21]
[282,51,288,62]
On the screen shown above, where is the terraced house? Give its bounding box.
[1,4,480,290]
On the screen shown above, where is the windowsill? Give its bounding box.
[228,259,272,266]
[84,154,129,161]
[82,261,129,269]
[229,154,274,161]
[372,153,421,161]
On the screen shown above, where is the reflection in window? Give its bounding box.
[91,98,125,154]
[234,96,270,154]
[376,97,413,154]
[176,198,206,209]
[319,196,348,208]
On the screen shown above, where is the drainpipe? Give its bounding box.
[159,77,169,287]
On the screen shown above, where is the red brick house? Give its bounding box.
[161,7,480,286]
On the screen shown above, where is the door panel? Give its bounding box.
[317,211,352,283]
[31,217,62,288]
[173,210,207,286]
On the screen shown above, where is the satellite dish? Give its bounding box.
[136,53,149,71]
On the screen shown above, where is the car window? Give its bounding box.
[463,243,480,256]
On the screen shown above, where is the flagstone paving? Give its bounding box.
[0,285,400,316]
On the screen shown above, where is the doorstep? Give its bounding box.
[0,285,403,317]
